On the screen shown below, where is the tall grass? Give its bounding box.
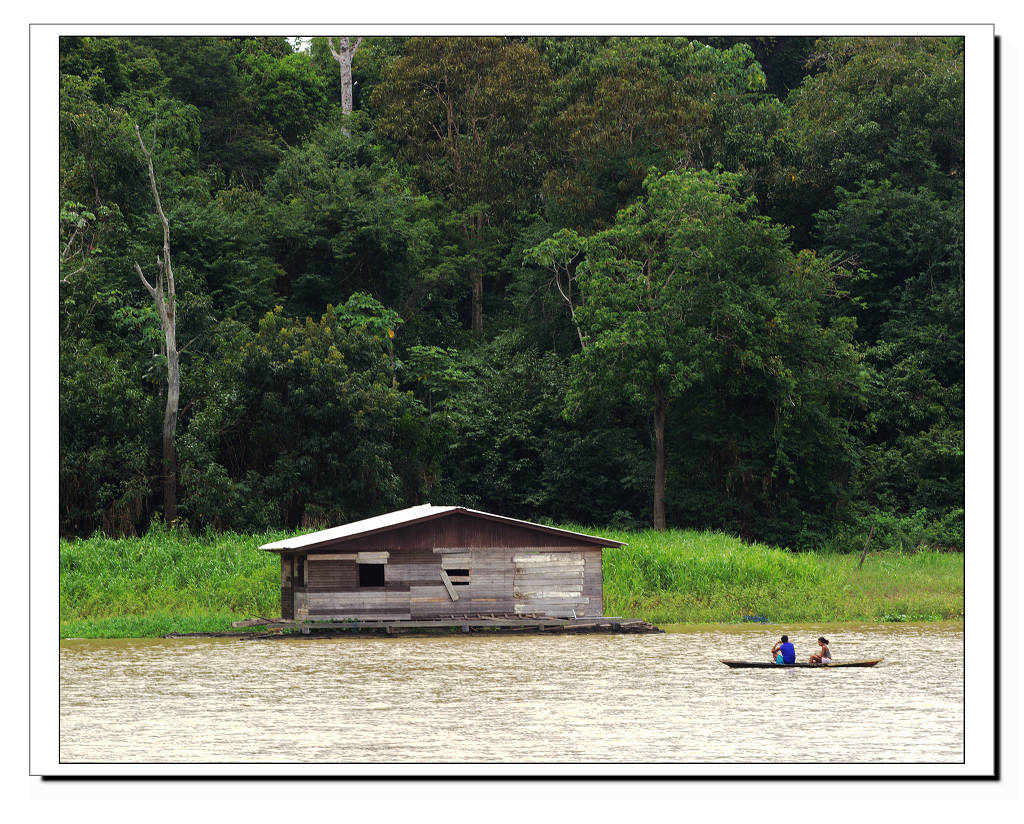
[59,526,964,637]
[60,529,286,637]
[596,527,964,624]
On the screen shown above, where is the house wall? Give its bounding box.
[280,555,293,620]
[294,545,604,620]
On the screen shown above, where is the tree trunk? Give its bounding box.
[471,270,483,337]
[133,121,180,525]
[465,210,486,338]
[328,36,363,116]
[162,342,179,523]
[653,380,667,531]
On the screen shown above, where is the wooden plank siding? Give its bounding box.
[307,558,359,591]
[281,585,294,620]
[280,513,597,554]
[280,555,295,619]
[278,514,607,620]
[295,546,604,619]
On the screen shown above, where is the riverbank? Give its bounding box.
[59,527,964,638]
[597,527,963,625]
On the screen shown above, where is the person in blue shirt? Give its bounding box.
[771,635,796,664]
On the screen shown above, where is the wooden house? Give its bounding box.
[260,505,624,622]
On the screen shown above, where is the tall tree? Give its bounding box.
[529,168,860,532]
[328,36,363,115]
[132,120,182,524]
[372,37,550,337]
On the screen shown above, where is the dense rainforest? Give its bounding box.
[58,35,965,552]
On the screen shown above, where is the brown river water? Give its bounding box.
[59,624,963,764]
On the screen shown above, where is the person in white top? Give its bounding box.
[809,636,832,665]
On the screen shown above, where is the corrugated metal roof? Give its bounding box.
[258,505,624,550]
[259,505,454,550]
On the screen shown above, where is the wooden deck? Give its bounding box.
[165,615,663,639]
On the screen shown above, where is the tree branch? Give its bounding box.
[61,226,80,261]
[134,261,158,299]
[135,121,175,317]
[178,336,201,356]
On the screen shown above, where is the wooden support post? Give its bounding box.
[439,569,459,601]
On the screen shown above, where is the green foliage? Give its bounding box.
[702,36,816,99]
[779,36,964,246]
[771,36,966,542]
[372,36,550,215]
[178,300,425,531]
[262,117,442,316]
[529,168,862,542]
[59,72,144,212]
[824,508,965,555]
[790,36,964,190]
[814,179,963,343]
[140,37,286,184]
[234,49,330,146]
[169,186,282,324]
[370,37,552,335]
[309,36,407,116]
[536,37,777,228]
[57,35,965,555]
[407,332,650,521]
[60,339,159,536]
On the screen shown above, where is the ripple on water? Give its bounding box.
[59,627,964,763]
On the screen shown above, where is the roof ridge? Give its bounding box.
[259,505,625,551]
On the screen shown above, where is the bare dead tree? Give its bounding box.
[327,36,363,117]
[133,120,180,525]
[549,257,586,351]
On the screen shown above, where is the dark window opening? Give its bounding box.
[446,568,470,586]
[295,556,305,588]
[359,563,385,587]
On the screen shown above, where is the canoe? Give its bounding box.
[720,659,882,669]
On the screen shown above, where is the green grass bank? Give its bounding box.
[597,527,963,625]
[59,527,964,638]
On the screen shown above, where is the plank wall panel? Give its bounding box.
[309,591,413,611]
[431,514,588,549]
[273,521,609,619]
[412,601,517,617]
[511,550,589,617]
[582,550,603,616]
[308,559,359,591]
[309,607,410,617]
[385,563,449,582]
[307,553,357,561]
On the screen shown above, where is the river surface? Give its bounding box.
[59,624,963,764]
